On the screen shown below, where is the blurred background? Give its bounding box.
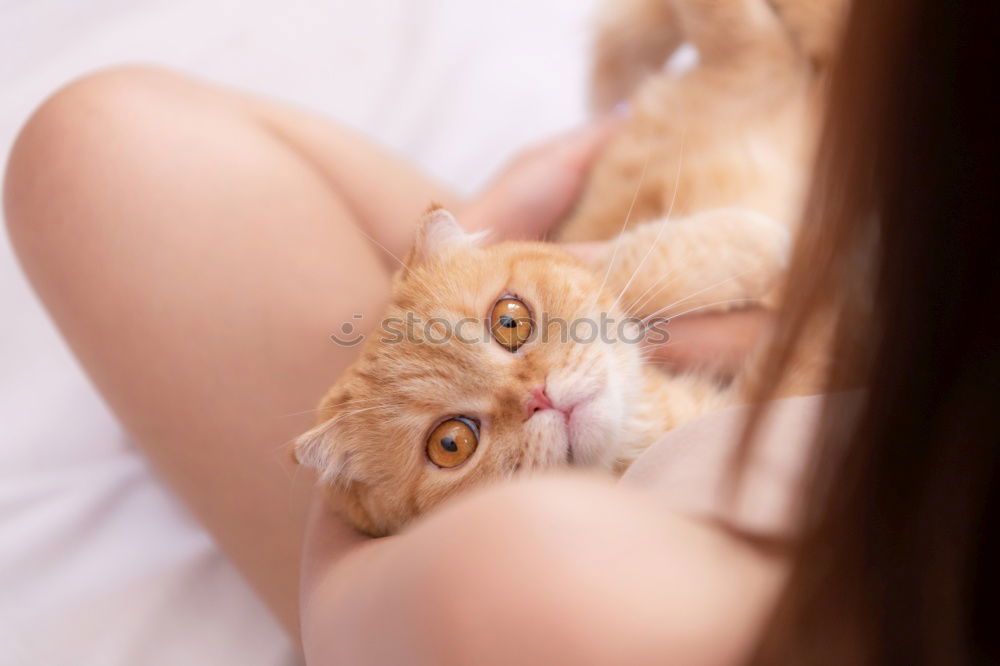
[0,1,595,663]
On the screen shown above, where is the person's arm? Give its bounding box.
[299,476,783,665]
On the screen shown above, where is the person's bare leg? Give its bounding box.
[3,66,461,635]
[231,87,466,264]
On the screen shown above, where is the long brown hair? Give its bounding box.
[747,1,997,663]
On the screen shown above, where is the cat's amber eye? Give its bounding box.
[490,297,533,351]
[426,417,479,468]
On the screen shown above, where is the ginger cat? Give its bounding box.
[294,0,844,536]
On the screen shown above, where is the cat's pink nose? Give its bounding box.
[527,386,555,415]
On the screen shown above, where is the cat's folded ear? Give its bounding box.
[292,417,362,486]
[408,206,489,266]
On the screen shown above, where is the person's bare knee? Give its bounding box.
[5,66,187,248]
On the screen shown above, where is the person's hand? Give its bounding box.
[461,115,623,240]
[641,308,772,375]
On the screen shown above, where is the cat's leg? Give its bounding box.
[593,207,790,323]
[590,0,684,112]
[671,0,798,70]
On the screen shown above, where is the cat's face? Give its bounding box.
[294,210,647,535]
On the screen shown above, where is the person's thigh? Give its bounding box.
[3,66,458,635]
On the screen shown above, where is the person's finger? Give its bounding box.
[561,240,609,265]
[547,111,627,168]
[642,309,772,375]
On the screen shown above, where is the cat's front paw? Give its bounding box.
[602,207,791,321]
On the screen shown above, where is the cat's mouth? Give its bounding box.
[555,395,601,467]
[527,388,607,468]
[564,404,589,465]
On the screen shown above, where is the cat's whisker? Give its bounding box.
[607,133,687,316]
[623,269,682,316]
[589,144,654,313]
[330,397,396,409]
[351,223,453,309]
[298,403,395,442]
[272,437,299,456]
[636,346,662,365]
[285,447,311,513]
[320,222,451,332]
[276,396,393,420]
[351,224,412,274]
[640,297,760,330]
[624,266,679,309]
[329,404,393,420]
[581,352,603,376]
[275,407,323,419]
[286,402,396,473]
[637,268,753,326]
[629,277,680,318]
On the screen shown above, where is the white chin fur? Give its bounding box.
[568,393,622,469]
[525,407,619,471]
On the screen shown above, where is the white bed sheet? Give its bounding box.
[0,2,595,663]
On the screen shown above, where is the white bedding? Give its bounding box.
[0,2,595,663]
